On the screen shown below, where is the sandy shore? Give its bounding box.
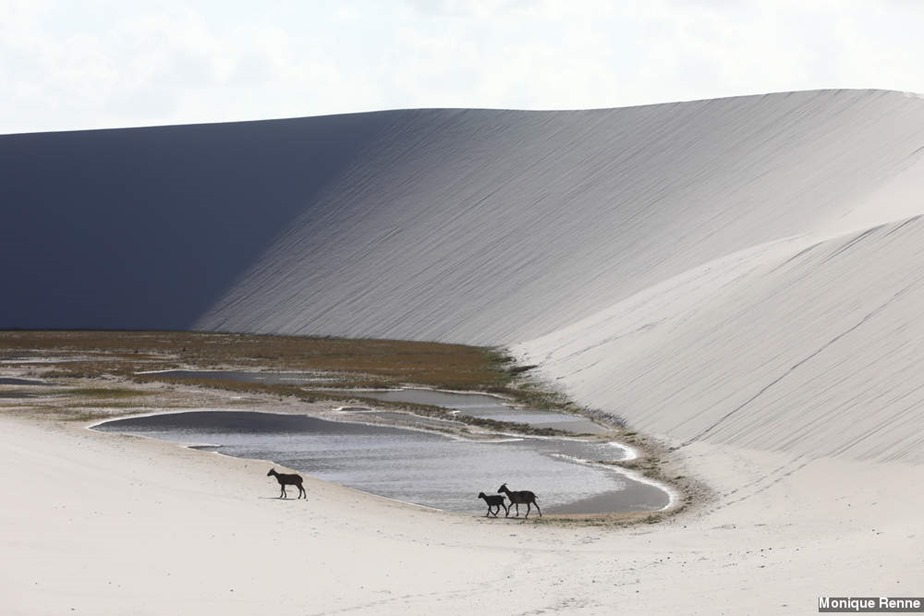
[3,405,922,615]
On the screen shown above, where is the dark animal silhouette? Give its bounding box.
[477,492,508,517]
[267,468,306,499]
[497,483,541,518]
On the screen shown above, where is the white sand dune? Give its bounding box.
[5,89,924,613]
[517,214,924,463]
[197,90,924,347]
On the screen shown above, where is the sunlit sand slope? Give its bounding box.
[516,215,924,462]
[199,90,924,352]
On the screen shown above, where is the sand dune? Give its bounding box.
[517,215,924,463]
[4,89,924,613]
[191,88,924,467]
[195,90,924,346]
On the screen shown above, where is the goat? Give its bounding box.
[497,483,541,518]
[477,492,508,517]
[267,468,306,499]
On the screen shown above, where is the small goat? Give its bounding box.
[477,492,508,517]
[497,483,541,518]
[267,468,306,499]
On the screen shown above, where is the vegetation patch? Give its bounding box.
[0,330,516,390]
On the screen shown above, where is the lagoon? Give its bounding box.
[94,410,669,515]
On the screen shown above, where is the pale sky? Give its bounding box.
[2,0,923,134]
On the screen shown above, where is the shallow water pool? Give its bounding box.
[95,410,669,515]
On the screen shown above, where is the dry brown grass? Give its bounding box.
[0,330,515,390]
[0,331,597,438]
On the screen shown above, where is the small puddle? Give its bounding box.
[349,388,609,435]
[0,376,55,398]
[138,369,341,385]
[0,377,52,385]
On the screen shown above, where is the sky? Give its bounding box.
[2,0,923,134]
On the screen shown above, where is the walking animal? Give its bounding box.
[267,468,306,499]
[497,483,541,518]
[477,492,508,517]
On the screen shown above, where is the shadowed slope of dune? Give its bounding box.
[0,112,398,329]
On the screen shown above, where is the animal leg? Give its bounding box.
[535,501,542,517]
